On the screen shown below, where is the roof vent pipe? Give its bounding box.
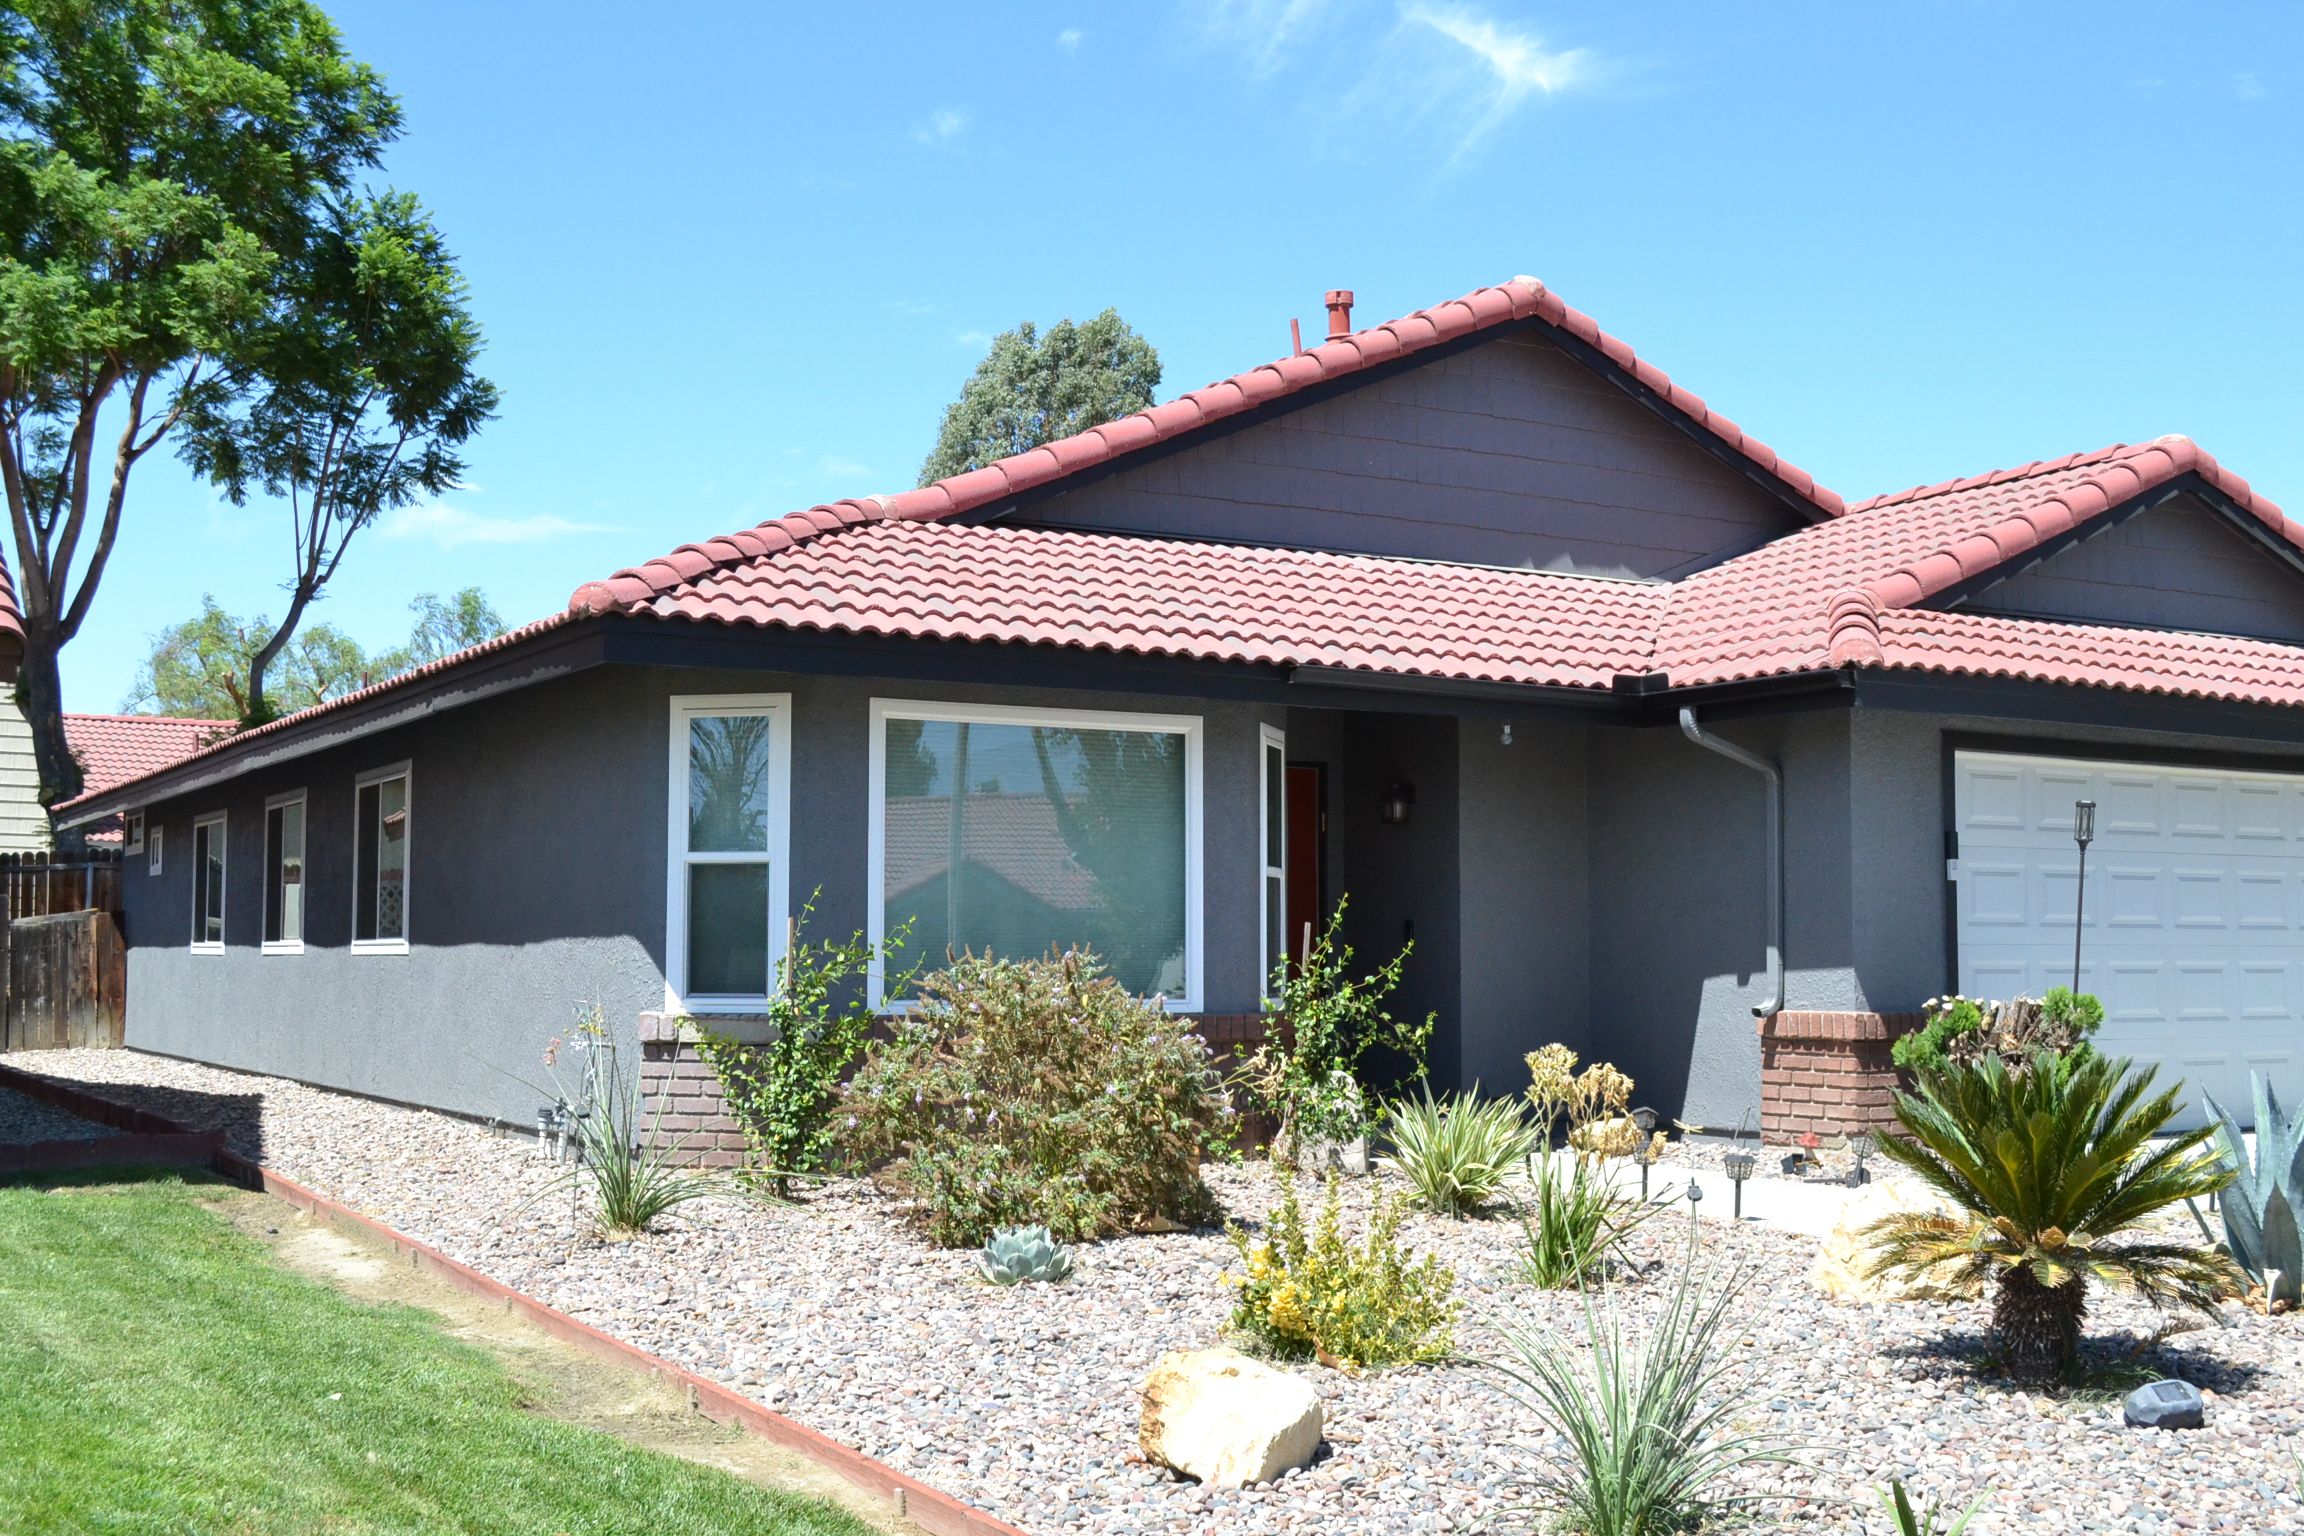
[1324,289,1354,338]
[1677,707,1783,1019]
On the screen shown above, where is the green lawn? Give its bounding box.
[0,1171,878,1536]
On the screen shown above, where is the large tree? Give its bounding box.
[181,190,496,722]
[918,309,1159,484]
[128,586,501,719]
[0,0,398,803]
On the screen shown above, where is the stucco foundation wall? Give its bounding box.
[122,662,1277,1125]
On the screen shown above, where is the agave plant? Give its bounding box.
[2201,1074,2304,1306]
[1381,1084,1542,1217]
[977,1224,1076,1285]
[1867,1051,2239,1384]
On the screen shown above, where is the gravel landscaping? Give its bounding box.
[0,1082,113,1144]
[7,1047,2303,1535]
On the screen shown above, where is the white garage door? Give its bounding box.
[1955,749,2304,1128]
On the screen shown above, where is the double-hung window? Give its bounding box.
[190,812,226,951]
[353,764,411,952]
[869,700,1202,1009]
[1258,724,1286,999]
[148,824,164,877]
[667,695,791,1012]
[264,791,307,952]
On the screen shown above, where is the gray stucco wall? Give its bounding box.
[1012,331,1800,578]
[123,663,1276,1125]
[1335,711,1462,1088]
[1964,493,2304,644]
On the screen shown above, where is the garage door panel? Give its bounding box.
[1955,750,2304,1129]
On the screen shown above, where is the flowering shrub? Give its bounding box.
[1227,1171,1457,1369]
[842,949,1230,1246]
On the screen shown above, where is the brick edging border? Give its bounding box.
[0,1063,1032,1536]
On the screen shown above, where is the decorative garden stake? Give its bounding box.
[1686,1177,1703,1241]
[2071,798,2096,993]
[1722,1147,1755,1220]
[1632,1105,1659,1200]
[1848,1130,1873,1187]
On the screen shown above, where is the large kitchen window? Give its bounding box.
[353,764,411,952]
[190,812,226,951]
[264,791,306,951]
[667,695,791,1011]
[869,700,1201,1009]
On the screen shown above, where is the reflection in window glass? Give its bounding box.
[265,798,305,946]
[192,816,225,946]
[355,772,410,943]
[679,711,778,1000]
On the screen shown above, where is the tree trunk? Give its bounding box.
[244,585,314,724]
[1993,1265,2087,1384]
[15,628,84,848]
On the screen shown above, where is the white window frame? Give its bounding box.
[351,761,413,955]
[124,809,145,855]
[190,811,226,953]
[262,788,307,955]
[1258,722,1287,1004]
[666,694,793,1015]
[866,697,1204,1012]
[147,823,164,877]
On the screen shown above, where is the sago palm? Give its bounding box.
[1865,1050,2238,1384]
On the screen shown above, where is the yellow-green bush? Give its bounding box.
[1226,1172,1457,1370]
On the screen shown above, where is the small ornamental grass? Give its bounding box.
[1492,1250,1798,1536]
[1518,1045,1664,1288]
[1226,1170,1457,1370]
[1879,1478,1987,1536]
[1382,1085,1540,1218]
[843,949,1230,1247]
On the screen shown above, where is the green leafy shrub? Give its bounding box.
[1241,896,1435,1161]
[1891,995,1988,1073]
[691,897,913,1194]
[1868,1050,2238,1384]
[1893,989,2104,1075]
[1492,1254,1796,1536]
[1226,1171,1457,1369]
[1382,1085,1540,1217]
[843,949,1229,1246]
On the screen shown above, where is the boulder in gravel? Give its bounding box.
[2124,1378,2206,1429]
[1140,1347,1322,1487]
[1809,1180,1967,1304]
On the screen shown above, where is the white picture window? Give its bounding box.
[667,695,792,1012]
[124,809,145,855]
[1259,724,1286,1000]
[264,791,306,952]
[868,699,1203,1009]
[148,824,164,876]
[190,812,226,951]
[353,764,411,952]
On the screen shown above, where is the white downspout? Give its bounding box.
[1677,707,1783,1019]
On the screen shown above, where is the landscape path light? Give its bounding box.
[2071,799,2096,993]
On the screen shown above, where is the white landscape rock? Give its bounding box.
[1809,1178,1969,1304]
[1139,1346,1323,1488]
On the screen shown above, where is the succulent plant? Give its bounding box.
[976,1224,1076,1286]
[2203,1074,2304,1306]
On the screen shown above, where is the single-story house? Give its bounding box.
[55,277,2304,1140]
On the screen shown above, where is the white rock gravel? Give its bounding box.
[9,1048,2304,1535]
[0,1082,112,1143]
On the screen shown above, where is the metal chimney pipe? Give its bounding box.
[1324,289,1354,338]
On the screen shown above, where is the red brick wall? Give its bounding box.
[1757,1010,1922,1143]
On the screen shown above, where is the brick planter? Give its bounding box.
[1757,1010,1922,1144]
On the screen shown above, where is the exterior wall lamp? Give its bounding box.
[1380,782,1416,826]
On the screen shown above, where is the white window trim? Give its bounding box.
[263,788,307,955]
[190,810,226,954]
[1258,722,1286,1005]
[666,694,793,1015]
[866,697,1205,1012]
[124,809,145,855]
[351,761,413,955]
[147,823,164,877]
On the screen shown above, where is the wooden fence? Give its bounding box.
[0,853,126,1051]
[1,850,123,923]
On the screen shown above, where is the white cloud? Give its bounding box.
[1057,27,1085,51]
[379,502,617,549]
[955,329,993,349]
[1191,0,1334,77]
[2234,71,2268,101]
[911,108,969,146]
[1397,2,1596,154]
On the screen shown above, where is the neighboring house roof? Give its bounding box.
[66,714,234,797]
[883,793,1098,909]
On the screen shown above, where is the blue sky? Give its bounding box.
[70,0,2304,709]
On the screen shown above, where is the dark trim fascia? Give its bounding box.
[958,315,1827,530]
[1920,472,2304,614]
[1939,726,2304,778]
[61,621,614,825]
[1855,670,2304,749]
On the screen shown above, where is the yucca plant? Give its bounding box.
[1878,1478,1985,1536]
[1382,1085,1541,1217]
[1491,1251,1798,1535]
[1519,1155,1656,1289]
[1866,1050,2239,1385]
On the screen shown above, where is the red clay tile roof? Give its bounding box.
[0,552,21,660]
[633,519,1668,688]
[65,714,233,796]
[568,276,1842,619]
